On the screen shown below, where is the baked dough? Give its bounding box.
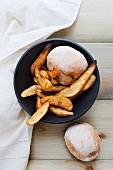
[47,46,88,85]
[64,123,100,161]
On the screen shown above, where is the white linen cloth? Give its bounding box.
[0,0,82,169]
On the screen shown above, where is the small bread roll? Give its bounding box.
[47,46,88,85]
[64,123,100,161]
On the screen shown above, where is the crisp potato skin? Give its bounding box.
[41,96,73,111]
[36,96,41,110]
[31,43,53,74]
[47,70,59,79]
[26,101,49,125]
[56,61,96,98]
[21,85,37,97]
[35,68,52,90]
[83,75,96,91]
[51,78,59,85]
[39,70,49,79]
[42,85,66,92]
[50,106,74,117]
[37,90,47,98]
[68,75,96,100]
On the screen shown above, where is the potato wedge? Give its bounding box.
[21,85,37,97]
[40,70,49,79]
[50,106,74,117]
[35,67,40,77]
[42,85,66,92]
[41,96,73,111]
[37,88,42,93]
[26,101,49,125]
[47,69,59,79]
[51,78,59,85]
[36,96,41,110]
[37,90,47,98]
[35,68,52,90]
[36,84,66,92]
[31,43,52,74]
[69,75,96,100]
[83,75,96,91]
[56,61,97,98]
[33,77,38,84]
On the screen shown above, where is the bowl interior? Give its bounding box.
[14,38,100,124]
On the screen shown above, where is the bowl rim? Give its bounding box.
[14,38,100,124]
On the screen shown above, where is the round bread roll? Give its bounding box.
[64,123,100,161]
[47,46,88,85]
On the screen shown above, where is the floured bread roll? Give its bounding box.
[64,123,100,161]
[47,46,88,85]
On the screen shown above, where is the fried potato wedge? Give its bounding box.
[41,96,73,111]
[56,61,97,98]
[37,88,42,93]
[34,77,38,84]
[51,78,59,85]
[37,90,47,98]
[83,75,96,91]
[69,75,96,100]
[40,70,49,79]
[50,106,74,117]
[36,84,66,92]
[36,96,41,110]
[42,85,66,92]
[21,85,37,97]
[31,43,52,74]
[47,69,59,79]
[35,68,52,90]
[26,101,49,125]
[35,67,40,77]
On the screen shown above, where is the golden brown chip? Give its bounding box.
[36,96,41,110]
[47,69,59,79]
[31,43,52,74]
[42,85,66,92]
[50,106,74,117]
[39,70,49,79]
[41,96,73,111]
[51,78,59,85]
[26,101,49,125]
[69,75,97,100]
[35,67,40,77]
[37,88,42,93]
[83,75,96,91]
[35,68,52,90]
[21,85,37,97]
[33,77,38,84]
[37,89,47,98]
[56,61,97,98]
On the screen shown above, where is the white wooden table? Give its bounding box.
[27,0,113,169]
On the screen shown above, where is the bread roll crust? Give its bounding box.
[64,123,100,161]
[47,46,88,85]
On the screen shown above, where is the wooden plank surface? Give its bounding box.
[50,0,113,42]
[27,160,113,170]
[80,43,113,99]
[30,100,113,160]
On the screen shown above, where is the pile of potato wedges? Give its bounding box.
[21,43,97,125]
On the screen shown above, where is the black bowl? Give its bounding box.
[14,38,100,124]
